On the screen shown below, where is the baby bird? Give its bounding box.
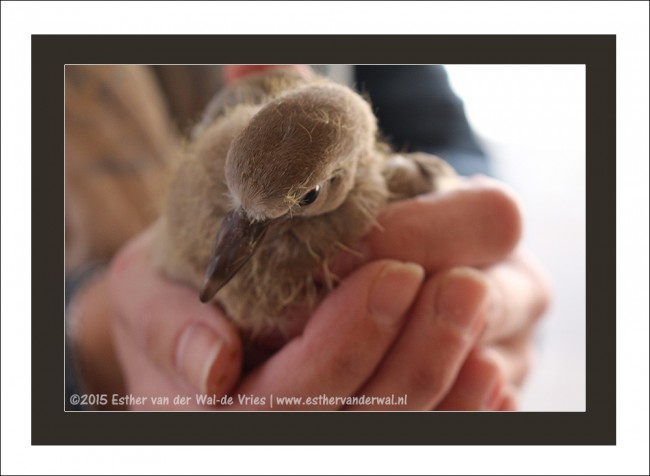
[152,69,456,349]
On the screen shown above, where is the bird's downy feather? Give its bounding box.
[152,69,457,359]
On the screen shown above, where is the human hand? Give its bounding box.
[220,65,550,409]
[329,176,551,410]
[215,65,551,409]
[222,64,312,84]
[106,228,429,410]
[104,176,548,411]
[106,227,478,411]
[75,64,549,410]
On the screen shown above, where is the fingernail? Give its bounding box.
[436,268,489,331]
[369,262,424,325]
[175,324,225,394]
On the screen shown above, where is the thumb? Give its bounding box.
[108,228,243,397]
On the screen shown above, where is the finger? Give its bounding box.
[435,349,505,411]
[347,267,490,411]
[495,385,519,411]
[233,260,425,410]
[480,248,552,343]
[488,331,536,387]
[108,228,243,397]
[331,180,523,277]
[223,65,313,84]
[111,316,213,410]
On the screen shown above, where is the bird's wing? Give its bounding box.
[383,151,458,201]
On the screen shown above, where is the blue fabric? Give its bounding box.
[354,65,491,177]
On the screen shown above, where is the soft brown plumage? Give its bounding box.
[152,69,456,350]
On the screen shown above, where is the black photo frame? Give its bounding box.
[33,34,615,445]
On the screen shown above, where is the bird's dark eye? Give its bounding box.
[299,185,321,206]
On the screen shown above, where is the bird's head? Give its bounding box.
[200,83,377,302]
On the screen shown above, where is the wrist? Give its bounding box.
[66,265,124,408]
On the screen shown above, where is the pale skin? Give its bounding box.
[68,65,551,410]
[71,176,550,411]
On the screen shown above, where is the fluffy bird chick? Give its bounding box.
[152,69,456,350]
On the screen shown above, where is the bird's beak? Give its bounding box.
[199,208,273,303]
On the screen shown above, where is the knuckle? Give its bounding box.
[532,288,551,322]
[512,346,535,387]
[481,354,503,379]
[140,300,187,370]
[501,390,519,411]
[524,254,554,322]
[406,364,448,399]
[474,348,506,381]
[329,346,367,382]
[405,327,477,399]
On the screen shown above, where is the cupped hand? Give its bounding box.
[69,64,550,410]
[331,176,551,410]
[107,229,427,410]
[106,176,549,411]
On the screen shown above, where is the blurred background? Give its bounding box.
[445,65,586,411]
